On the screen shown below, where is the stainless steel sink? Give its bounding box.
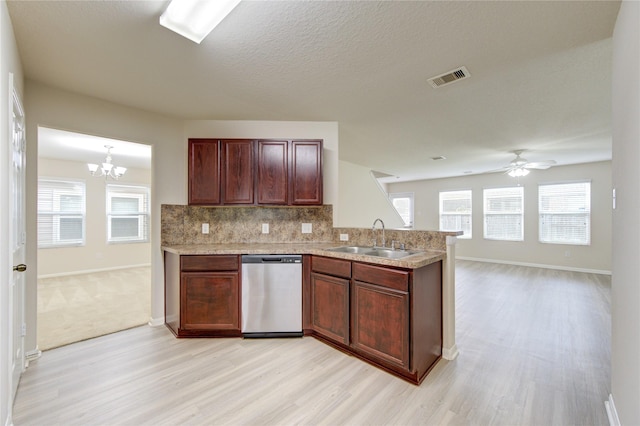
[326,246,424,259]
[366,248,424,259]
[326,246,375,254]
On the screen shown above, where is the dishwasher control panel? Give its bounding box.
[241,255,302,264]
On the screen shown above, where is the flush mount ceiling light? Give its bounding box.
[88,145,127,180]
[159,0,241,44]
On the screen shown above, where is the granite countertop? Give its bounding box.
[162,242,446,269]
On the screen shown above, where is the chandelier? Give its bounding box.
[87,145,127,180]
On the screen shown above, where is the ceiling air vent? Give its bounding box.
[427,66,470,88]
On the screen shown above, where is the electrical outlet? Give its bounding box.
[262,223,269,234]
[565,251,571,257]
[302,223,312,234]
[340,233,349,241]
[202,223,209,234]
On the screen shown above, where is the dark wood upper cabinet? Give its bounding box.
[290,140,323,205]
[256,140,288,205]
[188,138,323,206]
[188,139,221,205]
[221,139,254,205]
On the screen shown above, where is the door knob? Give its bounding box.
[13,264,27,272]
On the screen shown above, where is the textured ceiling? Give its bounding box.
[7,0,620,182]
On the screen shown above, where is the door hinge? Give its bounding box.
[21,323,27,337]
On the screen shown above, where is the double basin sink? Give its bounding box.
[325,245,424,259]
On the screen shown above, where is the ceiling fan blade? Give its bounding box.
[524,160,556,169]
[483,166,511,174]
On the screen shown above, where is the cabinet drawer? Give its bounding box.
[352,263,409,292]
[181,255,239,272]
[312,256,351,279]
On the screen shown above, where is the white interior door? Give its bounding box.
[9,74,26,401]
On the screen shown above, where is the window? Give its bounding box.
[539,182,591,245]
[439,190,472,238]
[107,184,150,243]
[38,179,86,248]
[389,192,414,228]
[483,186,524,241]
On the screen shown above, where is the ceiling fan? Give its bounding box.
[500,150,556,177]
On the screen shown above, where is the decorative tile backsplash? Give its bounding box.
[331,227,454,252]
[162,204,460,251]
[161,204,334,245]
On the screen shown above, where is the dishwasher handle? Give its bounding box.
[241,254,302,264]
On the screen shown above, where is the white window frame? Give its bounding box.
[106,184,150,244]
[37,178,86,248]
[538,181,591,245]
[483,186,524,241]
[439,190,472,239]
[389,192,414,228]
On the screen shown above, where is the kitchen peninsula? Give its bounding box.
[162,204,460,385]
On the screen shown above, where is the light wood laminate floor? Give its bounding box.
[14,260,611,425]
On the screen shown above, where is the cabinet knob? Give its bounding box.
[13,264,27,272]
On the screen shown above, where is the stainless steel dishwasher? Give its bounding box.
[241,254,303,338]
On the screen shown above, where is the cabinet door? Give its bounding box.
[310,272,349,345]
[188,139,220,205]
[181,272,240,331]
[256,140,288,204]
[351,280,410,369]
[221,139,254,204]
[289,140,323,205]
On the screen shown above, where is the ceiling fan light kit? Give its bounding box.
[501,149,556,178]
[507,167,530,178]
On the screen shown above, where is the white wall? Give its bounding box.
[611,1,640,424]
[388,161,612,273]
[0,1,23,424]
[37,157,151,277]
[184,120,340,223]
[338,160,404,229]
[24,81,184,352]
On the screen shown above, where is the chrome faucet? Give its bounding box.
[372,218,385,248]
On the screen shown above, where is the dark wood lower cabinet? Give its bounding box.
[165,250,442,384]
[310,272,350,345]
[164,252,241,337]
[182,272,239,331]
[351,280,410,369]
[306,255,442,385]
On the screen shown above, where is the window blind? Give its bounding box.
[439,190,472,238]
[539,182,591,245]
[37,179,86,248]
[483,187,523,241]
[107,184,150,243]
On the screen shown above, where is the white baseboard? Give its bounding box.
[25,348,42,368]
[456,256,611,275]
[38,263,151,279]
[605,394,621,426]
[442,344,459,361]
[148,317,165,327]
